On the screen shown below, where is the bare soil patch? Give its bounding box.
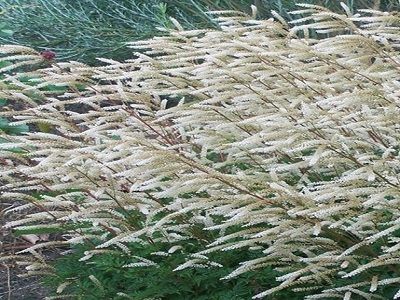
[1,202,50,300]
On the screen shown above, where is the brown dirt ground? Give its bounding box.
[1,202,50,300]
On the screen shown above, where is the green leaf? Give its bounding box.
[0,118,29,135]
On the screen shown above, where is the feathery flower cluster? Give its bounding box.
[1,4,400,299]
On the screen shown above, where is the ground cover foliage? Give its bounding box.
[1,3,400,299]
[0,0,399,63]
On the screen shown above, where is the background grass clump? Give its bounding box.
[1,0,400,64]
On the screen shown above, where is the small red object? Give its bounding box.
[40,50,56,60]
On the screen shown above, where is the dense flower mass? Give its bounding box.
[1,4,400,299]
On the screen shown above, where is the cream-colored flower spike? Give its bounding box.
[1,4,400,299]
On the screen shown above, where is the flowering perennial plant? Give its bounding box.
[1,4,400,299]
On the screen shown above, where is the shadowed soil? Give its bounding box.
[1,202,50,300]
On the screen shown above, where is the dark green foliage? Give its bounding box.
[1,0,399,64]
[44,241,305,300]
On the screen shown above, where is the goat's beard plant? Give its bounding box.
[1,4,400,299]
